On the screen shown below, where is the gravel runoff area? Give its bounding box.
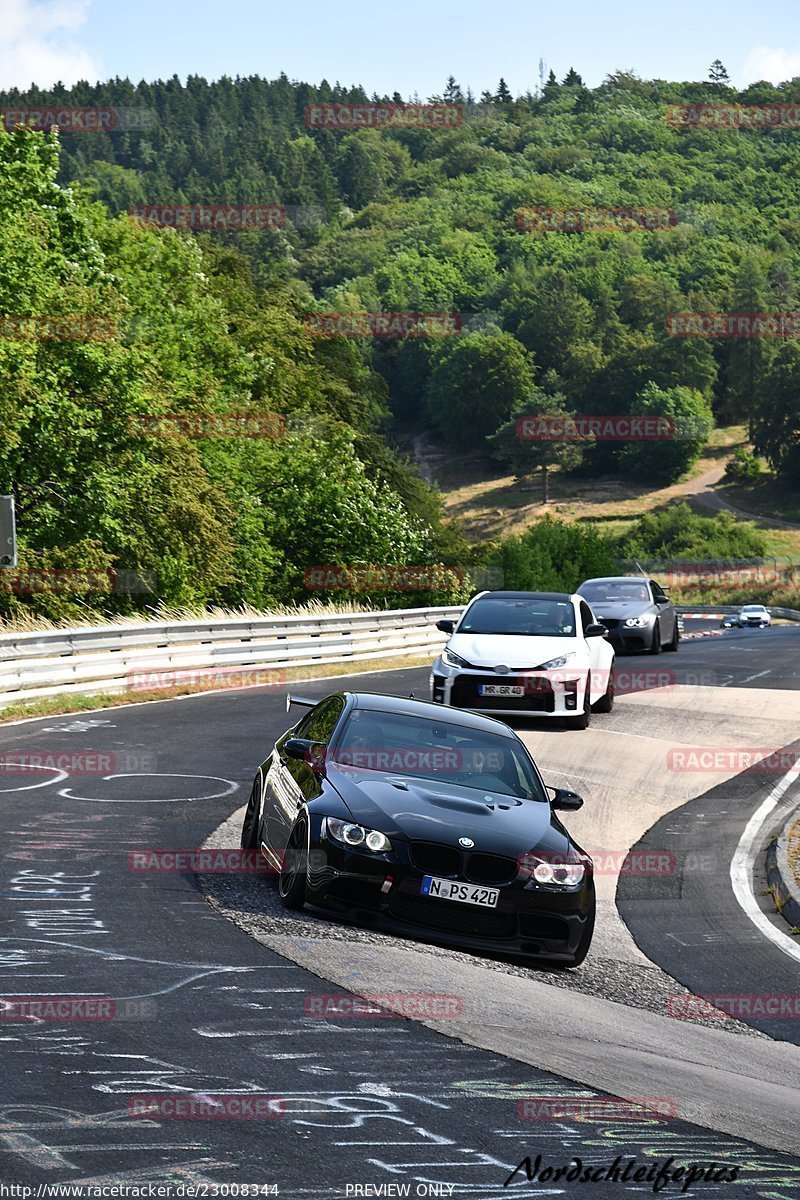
[198,806,766,1039]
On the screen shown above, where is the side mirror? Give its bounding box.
[436,619,455,634]
[584,623,607,638]
[550,787,584,811]
[284,738,326,774]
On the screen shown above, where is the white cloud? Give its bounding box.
[742,46,800,85]
[0,0,100,90]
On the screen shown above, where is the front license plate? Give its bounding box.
[421,876,500,907]
[478,684,524,697]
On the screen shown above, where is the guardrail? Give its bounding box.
[0,607,462,710]
[676,604,800,620]
[2,600,797,712]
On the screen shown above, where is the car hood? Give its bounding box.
[326,766,573,858]
[588,601,655,619]
[447,633,582,669]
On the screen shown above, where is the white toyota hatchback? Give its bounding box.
[430,590,615,729]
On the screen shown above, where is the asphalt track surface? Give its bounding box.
[0,625,799,1197]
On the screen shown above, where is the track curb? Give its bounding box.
[766,809,800,932]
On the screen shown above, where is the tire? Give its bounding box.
[569,675,591,729]
[593,664,614,713]
[649,622,662,655]
[240,774,262,851]
[278,819,308,910]
[664,617,679,652]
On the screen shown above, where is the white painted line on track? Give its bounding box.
[738,669,773,685]
[730,757,800,965]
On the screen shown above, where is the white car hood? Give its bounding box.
[447,633,583,669]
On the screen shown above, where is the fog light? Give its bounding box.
[564,680,578,710]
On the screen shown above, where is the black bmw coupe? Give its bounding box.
[241,691,595,967]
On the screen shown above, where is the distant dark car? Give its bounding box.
[241,691,596,968]
[577,576,679,654]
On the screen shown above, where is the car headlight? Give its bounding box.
[325,817,391,853]
[536,651,577,670]
[624,616,648,628]
[442,647,470,668]
[519,850,585,887]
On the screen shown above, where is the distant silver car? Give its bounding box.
[577,576,679,655]
[737,604,771,628]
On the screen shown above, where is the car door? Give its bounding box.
[650,579,674,641]
[265,695,345,858]
[579,600,605,702]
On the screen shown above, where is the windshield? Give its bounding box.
[742,606,765,613]
[457,597,576,637]
[331,709,546,800]
[579,582,651,604]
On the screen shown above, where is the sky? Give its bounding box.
[2,0,800,97]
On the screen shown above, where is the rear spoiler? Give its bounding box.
[286,693,317,712]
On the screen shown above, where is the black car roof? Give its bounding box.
[471,590,573,602]
[349,692,518,738]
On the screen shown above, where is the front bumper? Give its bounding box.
[600,623,655,653]
[305,832,594,963]
[430,661,588,717]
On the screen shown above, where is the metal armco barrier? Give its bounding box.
[0,607,462,710]
[676,604,800,620]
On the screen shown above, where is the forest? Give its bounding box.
[1,65,798,619]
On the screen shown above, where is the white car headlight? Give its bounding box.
[520,851,585,887]
[624,616,648,628]
[537,651,577,671]
[442,647,470,668]
[325,817,391,853]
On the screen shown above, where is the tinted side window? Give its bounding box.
[579,601,594,633]
[295,696,345,743]
[650,581,666,604]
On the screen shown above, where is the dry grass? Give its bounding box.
[0,598,379,637]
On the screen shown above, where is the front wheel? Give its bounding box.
[278,819,308,910]
[649,623,662,655]
[593,665,615,713]
[569,676,591,729]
